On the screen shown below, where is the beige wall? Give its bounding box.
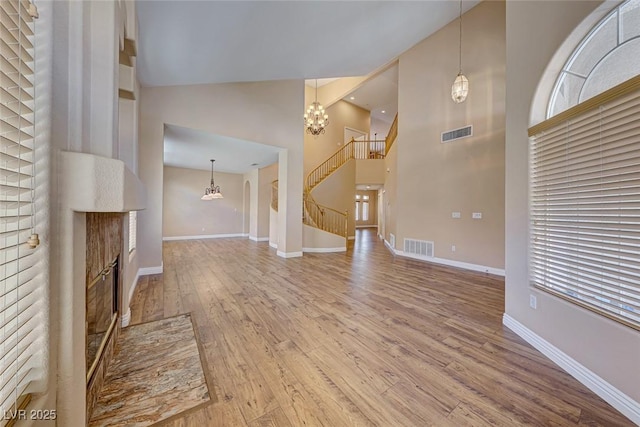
[163,166,244,238]
[304,98,370,176]
[395,0,505,270]
[355,159,385,185]
[383,141,398,243]
[506,0,640,409]
[303,224,347,250]
[139,80,304,266]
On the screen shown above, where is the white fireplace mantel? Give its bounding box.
[61,151,146,213]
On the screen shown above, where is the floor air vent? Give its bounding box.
[404,238,434,257]
[442,125,472,143]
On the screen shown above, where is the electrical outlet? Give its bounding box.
[472,212,482,219]
[529,294,537,309]
[451,245,456,252]
[452,212,461,219]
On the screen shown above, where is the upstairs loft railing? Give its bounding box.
[306,136,388,194]
[385,113,398,155]
[354,139,385,160]
[271,180,278,211]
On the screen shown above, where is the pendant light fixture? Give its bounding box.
[451,0,469,103]
[201,159,223,200]
[304,79,329,136]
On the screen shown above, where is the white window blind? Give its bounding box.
[530,80,640,330]
[0,0,44,418]
[128,211,136,253]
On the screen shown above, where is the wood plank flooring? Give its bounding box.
[129,229,634,426]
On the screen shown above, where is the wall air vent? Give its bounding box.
[441,125,473,143]
[404,238,434,258]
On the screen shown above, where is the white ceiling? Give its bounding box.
[138,1,480,172]
[343,64,399,123]
[163,125,281,174]
[136,1,478,87]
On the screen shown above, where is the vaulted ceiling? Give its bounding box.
[137,1,479,172]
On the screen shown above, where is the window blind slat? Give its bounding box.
[0,2,33,36]
[0,56,32,90]
[530,80,640,330]
[0,18,31,50]
[1,90,34,120]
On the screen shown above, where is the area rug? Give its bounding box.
[89,314,214,426]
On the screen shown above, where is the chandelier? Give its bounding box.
[304,79,329,135]
[451,0,469,103]
[201,159,223,200]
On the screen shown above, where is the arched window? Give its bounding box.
[548,0,640,118]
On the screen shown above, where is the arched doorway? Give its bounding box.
[243,180,250,235]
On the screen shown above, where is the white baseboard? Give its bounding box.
[139,264,163,275]
[163,233,247,241]
[356,225,377,229]
[303,247,347,253]
[503,314,640,425]
[250,236,270,242]
[277,250,303,258]
[348,236,355,240]
[121,307,131,327]
[384,243,505,276]
[269,241,277,249]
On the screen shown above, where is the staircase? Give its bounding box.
[302,113,398,239]
[271,114,398,240]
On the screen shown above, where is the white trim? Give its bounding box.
[303,247,347,253]
[384,239,394,252]
[139,264,163,275]
[249,236,270,242]
[348,236,355,240]
[503,314,640,425]
[121,307,131,328]
[277,250,303,258]
[163,233,247,241]
[269,241,277,249]
[385,244,505,276]
[356,225,377,229]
